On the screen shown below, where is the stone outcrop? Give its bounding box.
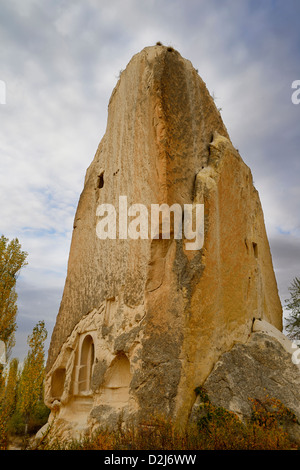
[190,319,300,444]
[43,45,283,440]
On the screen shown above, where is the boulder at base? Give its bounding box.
[191,319,300,444]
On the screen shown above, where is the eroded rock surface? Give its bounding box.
[44,45,282,440]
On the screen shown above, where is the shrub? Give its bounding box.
[194,389,298,450]
[38,391,298,450]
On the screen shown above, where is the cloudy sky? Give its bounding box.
[0,0,299,361]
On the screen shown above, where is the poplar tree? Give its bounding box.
[3,358,19,417]
[16,321,47,435]
[0,358,19,448]
[0,235,28,357]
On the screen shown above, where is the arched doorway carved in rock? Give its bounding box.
[73,334,95,396]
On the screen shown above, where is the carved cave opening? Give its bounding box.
[100,353,132,407]
[51,368,66,399]
[252,242,258,259]
[98,172,104,189]
[73,334,95,396]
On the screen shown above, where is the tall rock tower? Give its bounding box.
[44,45,282,438]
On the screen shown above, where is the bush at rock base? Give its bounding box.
[36,393,299,450]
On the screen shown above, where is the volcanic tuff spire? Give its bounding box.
[44,45,282,438]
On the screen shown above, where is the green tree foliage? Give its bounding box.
[0,322,50,448]
[3,358,19,417]
[285,277,300,340]
[0,235,28,356]
[16,321,47,435]
[0,358,19,448]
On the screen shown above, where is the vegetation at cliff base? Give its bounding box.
[39,391,298,451]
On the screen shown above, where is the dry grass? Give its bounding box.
[38,394,299,451]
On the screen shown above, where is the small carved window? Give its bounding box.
[78,335,95,394]
[97,172,104,189]
[51,368,66,399]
